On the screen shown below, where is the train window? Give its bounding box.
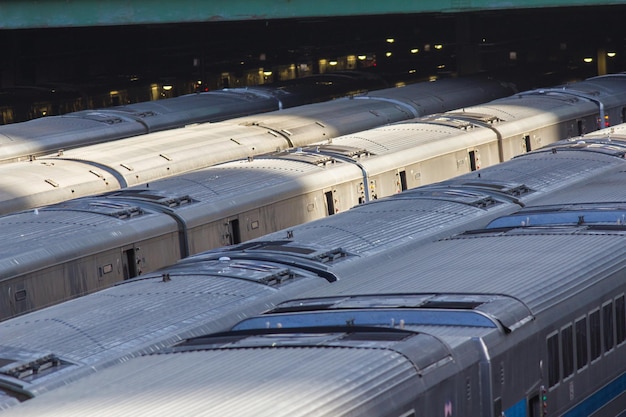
[589,309,601,361]
[575,316,588,371]
[602,301,614,353]
[547,332,560,387]
[561,325,574,378]
[616,295,626,345]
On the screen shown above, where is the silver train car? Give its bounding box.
[1,75,626,320]
[0,75,517,215]
[0,137,624,412]
[2,74,626,217]
[0,72,391,163]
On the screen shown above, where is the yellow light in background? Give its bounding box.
[583,57,593,63]
[408,69,416,74]
[263,71,273,76]
[608,52,617,58]
[162,85,173,91]
[410,48,419,54]
[357,55,367,60]
[386,38,395,43]
[434,44,443,50]
[329,60,338,66]
[385,52,392,57]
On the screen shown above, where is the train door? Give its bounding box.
[324,189,337,215]
[528,392,541,417]
[222,218,242,246]
[396,169,408,193]
[523,135,532,152]
[121,245,139,280]
[577,120,584,135]
[468,150,480,171]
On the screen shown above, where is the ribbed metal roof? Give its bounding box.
[0,347,420,416]
[305,228,626,316]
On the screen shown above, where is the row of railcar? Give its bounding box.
[0,134,625,415]
[1,74,626,320]
[0,71,391,162]
[0,74,518,214]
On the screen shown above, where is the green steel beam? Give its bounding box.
[0,0,624,29]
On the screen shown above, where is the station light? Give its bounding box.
[410,48,419,54]
[385,52,392,57]
[434,44,443,50]
[608,52,617,57]
[386,38,395,43]
[357,55,367,60]
[583,57,593,63]
[329,60,338,66]
[162,85,173,91]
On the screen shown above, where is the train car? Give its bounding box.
[0,137,624,412]
[2,140,626,416]
[0,72,391,163]
[0,74,517,215]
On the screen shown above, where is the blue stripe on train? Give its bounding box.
[503,373,626,417]
[563,373,626,417]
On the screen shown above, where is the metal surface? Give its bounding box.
[0,1,624,29]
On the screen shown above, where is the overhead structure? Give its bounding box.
[0,0,624,29]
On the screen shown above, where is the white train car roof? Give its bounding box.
[0,88,285,164]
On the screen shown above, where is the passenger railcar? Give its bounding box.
[0,137,624,413]
[0,72,390,163]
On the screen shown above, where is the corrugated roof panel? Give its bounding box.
[305,231,626,315]
[1,348,419,416]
